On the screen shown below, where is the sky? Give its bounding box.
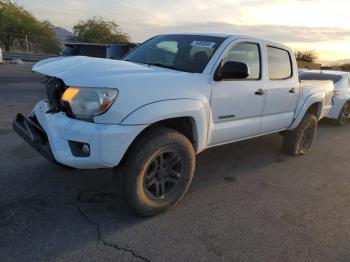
[15,0,350,62]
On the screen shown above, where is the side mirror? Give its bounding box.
[214,61,250,81]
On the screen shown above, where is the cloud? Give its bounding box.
[14,0,350,60]
[15,0,350,40]
[126,21,350,45]
[160,22,350,43]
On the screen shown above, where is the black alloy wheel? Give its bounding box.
[337,103,350,126]
[143,150,183,200]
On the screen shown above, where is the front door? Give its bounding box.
[209,42,267,146]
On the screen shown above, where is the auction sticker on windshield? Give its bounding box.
[190,41,216,48]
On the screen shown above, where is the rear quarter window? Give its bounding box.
[267,46,293,80]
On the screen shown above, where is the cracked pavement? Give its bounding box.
[1,64,350,261]
[76,191,150,262]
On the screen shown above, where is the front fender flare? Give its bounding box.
[121,99,208,153]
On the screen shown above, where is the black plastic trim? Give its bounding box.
[12,114,57,163]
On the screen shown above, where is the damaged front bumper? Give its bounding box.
[13,101,146,169]
[13,113,56,163]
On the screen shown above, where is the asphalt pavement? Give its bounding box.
[1,64,349,262]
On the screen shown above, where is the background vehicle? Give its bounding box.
[60,42,137,60]
[300,70,350,125]
[60,43,107,58]
[106,43,137,60]
[14,33,334,216]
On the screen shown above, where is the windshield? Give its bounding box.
[124,35,226,73]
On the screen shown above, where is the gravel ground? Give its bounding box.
[0,64,350,262]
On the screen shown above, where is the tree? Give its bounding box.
[340,64,350,72]
[295,50,318,63]
[0,1,60,53]
[29,20,61,54]
[73,17,129,44]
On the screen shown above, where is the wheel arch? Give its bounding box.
[306,102,323,118]
[343,99,350,107]
[121,99,209,153]
[288,95,325,130]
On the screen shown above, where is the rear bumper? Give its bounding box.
[13,101,146,169]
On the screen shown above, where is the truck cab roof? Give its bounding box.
[162,32,291,51]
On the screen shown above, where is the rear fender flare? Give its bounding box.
[288,94,325,130]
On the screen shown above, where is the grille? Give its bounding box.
[45,77,66,113]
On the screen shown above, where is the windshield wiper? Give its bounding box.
[147,63,178,71]
[125,60,183,72]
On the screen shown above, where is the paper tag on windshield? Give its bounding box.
[190,41,216,48]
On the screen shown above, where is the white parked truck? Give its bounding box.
[13,33,334,216]
[300,70,350,125]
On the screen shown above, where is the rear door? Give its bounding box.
[260,46,299,133]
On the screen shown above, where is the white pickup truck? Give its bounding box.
[13,33,334,216]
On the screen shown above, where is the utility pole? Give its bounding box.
[25,35,29,53]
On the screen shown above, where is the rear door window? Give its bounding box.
[267,46,292,80]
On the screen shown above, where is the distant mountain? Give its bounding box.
[54,27,75,43]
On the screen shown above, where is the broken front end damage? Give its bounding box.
[12,77,66,164]
[13,113,56,163]
[13,100,146,169]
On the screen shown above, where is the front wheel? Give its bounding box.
[117,127,195,216]
[282,113,318,156]
[336,102,350,126]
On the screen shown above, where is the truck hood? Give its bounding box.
[32,56,211,125]
[33,56,66,68]
[33,56,166,87]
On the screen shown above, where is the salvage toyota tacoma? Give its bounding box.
[13,33,334,216]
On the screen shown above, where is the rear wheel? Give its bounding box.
[116,127,195,216]
[336,102,350,126]
[282,113,317,156]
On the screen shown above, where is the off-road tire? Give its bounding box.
[116,127,195,217]
[282,113,317,156]
[336,102,350,126]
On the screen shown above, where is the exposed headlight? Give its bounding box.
[61,87,118,120]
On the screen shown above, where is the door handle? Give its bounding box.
[255,88,266,96]
[289,88,297,94]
